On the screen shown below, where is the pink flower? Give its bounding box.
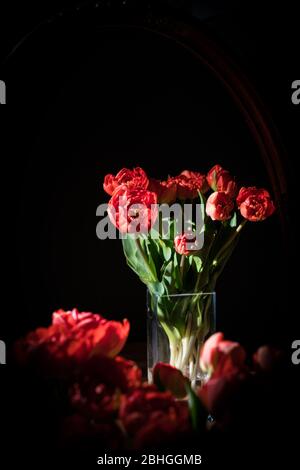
[103,167,149,196]
[206,191,234,221]
[174,232,200,256]
[108,185,158,233]
[237,187,275,221]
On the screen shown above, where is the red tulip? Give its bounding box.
[148,178,177,204]
[207,164,237,198]
[206,191,234,221]
[174,232,200,256]
[108,185,158,233]
[174,170,209,200]
[103,167,149,196]
[237,187,275,221]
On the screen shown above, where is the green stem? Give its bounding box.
[193,231,217,294]
[211,235,240,286]
[169,338,178,366]
[193,220,247,295]
[180,255,185,280]
[216,220,247,262]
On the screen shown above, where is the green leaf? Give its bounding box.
[162,244,172,262]
[161,259,176,293]
[193,255,202,273]
[185,382,207,432]
[141,238,158,279]
[122,235,157,285]
[148,281,165,297]
[122,234,137,260]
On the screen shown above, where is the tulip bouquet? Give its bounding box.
[102,165,275,383]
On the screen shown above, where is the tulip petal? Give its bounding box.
[92,319,130,358]
[153,362,188,399]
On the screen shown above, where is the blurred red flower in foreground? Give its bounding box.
[13,308,287,452]
[199,332,248,423]
[119,385,191,449]
[200,332,246,378]
[103,167,149,196]
[15,308,130,366]
[152,362,189,398]
[253,345,283,372]
[67,356,142,424]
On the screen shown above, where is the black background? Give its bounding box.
[0,0,298,353]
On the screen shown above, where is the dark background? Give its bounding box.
[0,0,298,356]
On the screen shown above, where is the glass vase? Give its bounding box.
[147,291,216,388]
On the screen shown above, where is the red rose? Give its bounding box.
[108,185,158,233]
[148,178,177,204]
[103,167,149,196]
[206,191,234,221]
[237,187,275,221]
[206,164,237,198]
[174,232,200,256]
[200,332,246,377]
[15,309,130,366]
